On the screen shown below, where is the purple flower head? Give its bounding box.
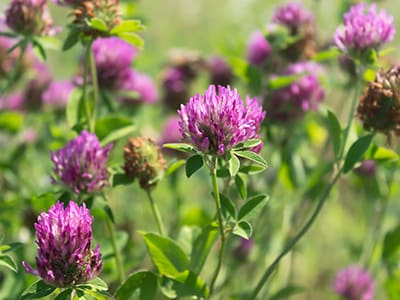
[5,0,54,35]
[0,91,25,111]
[92,37,138,90]
[25,61,52,109]
[233,238,254,261]
[23,201,102,287]
[354,159,376,178]
[119,70,158,105]
[246,31,271,66]
[162,67,191,111]
[334,3,395,54]
[267,61,324,122]
[272,2,313,31]
[51,131,112,194]
[52,0,83,6]
[178,85,266,156]
[334,265,375,300]
[160,116,182,145]
[208,56,234,86]
[42,80,74,109]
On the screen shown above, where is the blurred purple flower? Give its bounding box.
[25,61,52,109]
[0,91,25,111]
[119,70,158,105]
[272,2,313,31]
[334,3,395,54]
[267,61,324,122]
[246,31,271,66]
[23,201,102,287]
[334,265,375,300]
[178,85,266,156]
[162,67,192,111]
[208,56,234,86]
[160,116,181,145]
[92,37,138,90]
[233,238,254,261]
[354,160,376,178]
[5,0,54,35]
[51,131,112,194]
[42,80,74,109]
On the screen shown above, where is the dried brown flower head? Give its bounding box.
[357,66,400,138]
[123,137,166,190]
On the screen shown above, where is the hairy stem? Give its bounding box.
[105,215,126,283]
[146,190,165,236]
[208,160,226,299]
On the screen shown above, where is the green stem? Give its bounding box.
[89,46,99,130]
[0,39,29,97]
[105,215,126,283]
[146,190,165,236]
[82,42,94,132]
[250,73,364,300]
[337,77,362,164]
[249,171,341,300]
[208,161,226,299]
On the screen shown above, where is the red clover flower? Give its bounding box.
[334,3,395,55]
[50,131,112,194]
[334,265,375,300]
[23,201,102,287]
[178,85,265,156]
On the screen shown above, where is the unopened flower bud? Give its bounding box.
[123,137,166,190]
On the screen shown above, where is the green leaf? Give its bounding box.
[327,110,342,158]
[232,139,262,151]
[164,160,186,177]
[32,39,46,61]
[163,143,196,153]
[0,111,23,132]
[385,276,400,300]
[269,285,304,300]
[239,165,266,175]
[100,125,135,146]
[343,134,374,173]
[95,115,133,140]
[228,153,240,177]
[111,19,145,34]
[371,146,399,162]
[143,233,189,278]
[219,193,236,219]
[363,68,376,82]
[238,194,269,221]
[66,88,82,128]
[185,155,204,178]
[232,220,252,239]
[77,277,108,291]
[235,174,247,200]
[54,289,73,300]
[118,32,144,48]
[90,18,108,31]
[189,225,218,274]
[233,150,268,168]
[0,242,23,254]
[112,173,134,187]
[115,270,157,300]
[161,271,209,299]
[267,74,302,90]
[312,48,340,62]
[0,255,17,272]
[382,225,400,267]
[21,280,56,299]
[62,28,80,51]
